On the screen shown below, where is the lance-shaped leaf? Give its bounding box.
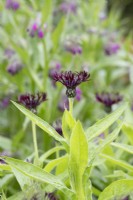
[89,122,123,166]
[5,157,73,193]
[86,103,127,141]
[69,121,88,199]
[98,179,133,200]
[12,101,67,146]
[111,142,133,154]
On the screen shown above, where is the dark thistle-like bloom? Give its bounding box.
[53,71,90,98]
[96,92,123,108]
[18,93,47,113]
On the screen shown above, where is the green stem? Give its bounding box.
[43,40,48,91]
[32,122,39,165]
[69,98,74,115]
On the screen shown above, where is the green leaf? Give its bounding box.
[111,142,133,154]
[52,17,65,51]
[100,154,133,172]
[122,123,133,145]
[86,103,127,141]
[12,101,67,146]
[62,110,76,141]
[0,163,11,171]
[69,121,88,199]
[98,179,133,200]
[44,155,68,173]
[7,192,24,200]
[41,0,52,23]
[5,157,73,193]
[89,122,123,166]
[40,146,65,162]
[0,136,11,150]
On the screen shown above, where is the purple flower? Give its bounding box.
[65,43,82,55]
[38,29,44,39]
[45,192,58,200]
[96,92,123,108]
[121,196,129,200]
[27,23,45,39]
[0,151,12,164]
[58,95,69,112]
[104,42,120,56]
[4,48,15,59]
[53,71,90,98]
[18,93,47,113]
[0,96,10,109]
[53,120,63,136]
[75,88,82,101]
[5,0,20,10]
[59,2,77,14]
[7,61,23,75]
[49,61,62,87]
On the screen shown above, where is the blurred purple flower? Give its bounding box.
[58,95,69,112]
[38,29,44,38]
[65,43,82,55]
[27,22,45,39]
[53,120,63,136]
[49,61,62,87]
[0,96,10,109]
[96,92,123,108]
[4,48,15,59]
[18,93,47,113]
[121,196,129,200]
[6,0,20,11]
[104,42,120,56]
[75,88,82,101]
[7,61,23,75]
[59,2,77,14]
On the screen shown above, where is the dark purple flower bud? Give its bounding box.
[18,93,47,113]
[52,71,90,98]
[59,2,77,14]
[38,29,44,39]
[96,92,123,109]
[4,48,15,59]
[75,88,82,101]
[104,43,120,56]
[58,95,69,112]
[45,192,58,200]
[53,120,63,136]
[7,61,23,75]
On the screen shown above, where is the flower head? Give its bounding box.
[53,71,90,98]
[0,96,10,109]
[6,0,20,10]
[96,92,123,108]
[65,43,82,55]
[27,22,45,39]
[104,42,120,56]
[7,61,23,75]
[53,120,63,136]
[59,2,77,14]
[18,93,47,113]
